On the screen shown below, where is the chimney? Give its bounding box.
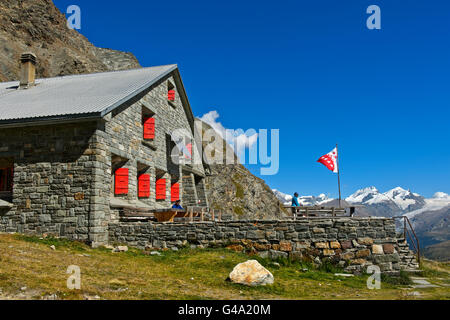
[19,52,37,88]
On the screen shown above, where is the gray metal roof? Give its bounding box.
[0,64,177,125]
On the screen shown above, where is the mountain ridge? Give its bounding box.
[346,186,426,216]
[273,187,450,261]
[0,0,141,82]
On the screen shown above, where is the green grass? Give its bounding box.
[0,234,449,300]
[231,177,245,199]
[233,206,244,215]
[420,259,450,278]
[381,272,413,286]
[15,234,88,252]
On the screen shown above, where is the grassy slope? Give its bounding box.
[423,240,450,262]
[0,234,449,300]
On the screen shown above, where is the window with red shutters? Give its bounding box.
[138,174,150,198]
[143,116,155,140]
[168,89,175,102]
[184,143,192,160]
[171,183,180,202]
[114,168,129,195]
[155,179,166,200]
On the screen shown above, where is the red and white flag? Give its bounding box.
[317,147,338,173]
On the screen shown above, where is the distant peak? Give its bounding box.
[384,187,412,197]
[391,186,408,192]
[354,186,379,194]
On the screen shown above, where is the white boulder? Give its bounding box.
[228,260,274,287]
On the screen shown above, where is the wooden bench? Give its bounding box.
[153,209,186,222]
[121,206,226,223]
[122,208,155,221]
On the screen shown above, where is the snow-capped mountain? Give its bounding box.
[345,186,380,204]
[275,186,446,218]
[272,190,329,206]
[272,189,292,205]
[345,186,426,217]
[406,192,450,219]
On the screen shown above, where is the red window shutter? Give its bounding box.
[168,90,175,101]
[171,183,180,202]
[138,174,150,198]
[184,143,192,159]
[115,168,129,195]
[143,117,155,140]
[156,179,166,200]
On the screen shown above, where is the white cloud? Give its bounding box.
[198,111,258,151]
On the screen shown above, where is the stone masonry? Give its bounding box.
[109,217,420,275]
[0,122,98,241]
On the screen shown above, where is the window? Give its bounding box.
[180,137,193,165]
[138,174,150,198]
[168,81,175,102]
[173,135,192,164]
[114,168,129,195]
[156,178,166,200]
[168,90,175,101]
[185,143,192,160]
[171,182,180,202]
[143,116,155,140]
[0,167,13,192]
[142,107,155,141]
[0,159,13,196]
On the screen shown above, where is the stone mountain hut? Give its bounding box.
[0,53,209,246]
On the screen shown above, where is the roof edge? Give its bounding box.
[100,64,178,118]
[0,113,102,128]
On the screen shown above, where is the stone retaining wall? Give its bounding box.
[108,217,419,275]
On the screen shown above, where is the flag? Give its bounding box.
[317,147,338,173]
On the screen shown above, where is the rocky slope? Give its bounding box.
[0,0,140,82]
[406,194,450,261]
[197,120,287,219]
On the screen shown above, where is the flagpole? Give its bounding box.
[336,144,342,208]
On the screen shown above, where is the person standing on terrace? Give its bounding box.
[292,193,301,207]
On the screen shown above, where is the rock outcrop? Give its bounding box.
[0,0,140,82]
[197,120,288,219]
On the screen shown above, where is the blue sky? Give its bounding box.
[54,0,450,198]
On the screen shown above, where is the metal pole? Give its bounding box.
[336,144,342,208]
[404,217,407,239]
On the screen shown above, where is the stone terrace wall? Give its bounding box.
[109,218,419,275]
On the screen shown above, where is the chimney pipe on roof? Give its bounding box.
[19,52,37,89]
